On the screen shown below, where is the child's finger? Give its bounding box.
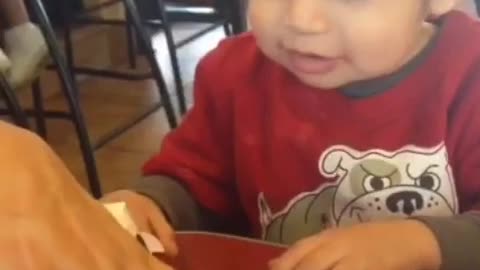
[294,245,343,270]
[269,234,326,270]
[148,208,178,257]
[147,254,175,270]
[331,261,352,270]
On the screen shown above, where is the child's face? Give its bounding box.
[249,0,450,89]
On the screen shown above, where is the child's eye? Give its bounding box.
[415,173,441,191]
[363,175,392,192]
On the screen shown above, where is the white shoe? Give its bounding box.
[4,23,48,88]
[0,49,11,74]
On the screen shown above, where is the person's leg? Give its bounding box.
[0,50,11,74]
[0,0,30,27]
[0,16,10,74]
[0,0,47,88]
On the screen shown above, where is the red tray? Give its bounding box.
[161,232,286,270]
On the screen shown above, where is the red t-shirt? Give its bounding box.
[143,11,480,243]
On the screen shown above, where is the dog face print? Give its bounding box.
[320,144,458,226]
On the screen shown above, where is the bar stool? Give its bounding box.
[62,0,244,116]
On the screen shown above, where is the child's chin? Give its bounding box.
[294,73,352,90]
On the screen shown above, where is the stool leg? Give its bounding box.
[217,0,233,36]
[60,1,76,91]
[230,0,247,34]
[30,0,102,198]
[223,22,232,36]
[32,79,47,139]
[123,0,178,128]
[156,1,187,115]
[126,10,138,69]
[0,74,29,129]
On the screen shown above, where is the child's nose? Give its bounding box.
[285,0,329,34]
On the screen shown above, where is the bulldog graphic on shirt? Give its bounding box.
[258,143,459,244]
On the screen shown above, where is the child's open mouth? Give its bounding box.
[287,50,339,75]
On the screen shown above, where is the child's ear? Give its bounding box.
[427,0,456,18]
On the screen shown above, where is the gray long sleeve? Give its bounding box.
[131,175,214,231]
[131,175,240,233]
[416,213,480,270]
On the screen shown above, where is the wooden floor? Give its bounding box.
[15,23,226,194]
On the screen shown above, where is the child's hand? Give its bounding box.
[101,190,178,256]
[269,220,441,270]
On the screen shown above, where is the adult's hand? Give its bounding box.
[0,122,172,270]
[102,190,178,257]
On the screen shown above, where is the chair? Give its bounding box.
[148,0,245,113]
[31,0,188,198]
[61,0,246,115]
[0,0,103,198]
[14,0,102,198]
